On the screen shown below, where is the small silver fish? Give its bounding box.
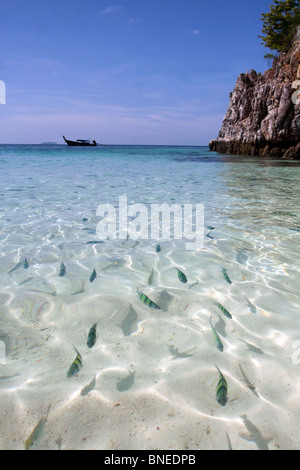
[238,339,263,355]
[239,365,259,397]
[167,345,194,359]
[25,405,51,450]
[209,316,223,352]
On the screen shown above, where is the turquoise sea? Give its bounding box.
[0,144,300,450]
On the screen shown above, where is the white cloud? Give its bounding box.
[191,29,201,36]
[1,102,224,145]
[101,5,122,14]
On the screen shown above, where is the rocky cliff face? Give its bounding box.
[209,27,300,159]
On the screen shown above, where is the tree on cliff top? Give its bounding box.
[259,0,300,54]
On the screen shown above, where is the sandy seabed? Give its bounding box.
[1,234,300,451]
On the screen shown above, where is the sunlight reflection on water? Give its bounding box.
[0,146,300,449]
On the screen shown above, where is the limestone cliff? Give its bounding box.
[209,26,300,159]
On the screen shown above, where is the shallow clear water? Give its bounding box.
[0,144,300,450]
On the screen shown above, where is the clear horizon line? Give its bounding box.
[0,142,211,146]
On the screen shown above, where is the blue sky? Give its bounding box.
[0,0,273,145]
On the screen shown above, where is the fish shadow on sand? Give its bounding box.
[0,330,10,358]
[225,431,233,450]
[236,250,249,265]
[117,304,139,337]
[8,261,23,276]
[167,345,195,360]
[18,276,34,287]
[147,268,155,286]
[0,373,21,381]
[244,296,257,314]
[239,414,272,450]
[156,289,176,312]
[116,370,136,392]
[239,339,264,355]
[214,313,227,338]
[238,365,260,398]
[80,376,97,397]
[71,281,86,296]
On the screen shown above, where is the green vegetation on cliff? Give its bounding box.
[259,0,300,55]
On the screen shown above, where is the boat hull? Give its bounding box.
[63,136,98,146]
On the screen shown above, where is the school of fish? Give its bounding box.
[17,233,260,449]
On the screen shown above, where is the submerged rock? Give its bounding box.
[209,27,300,159]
